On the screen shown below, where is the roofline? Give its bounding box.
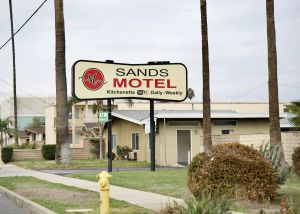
[112,112,144,125]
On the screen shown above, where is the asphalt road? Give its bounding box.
[0,193,30,214]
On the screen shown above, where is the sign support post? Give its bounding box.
[107,99,112,172]
[150,100,155,171]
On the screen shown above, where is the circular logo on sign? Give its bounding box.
[80,68,106,91]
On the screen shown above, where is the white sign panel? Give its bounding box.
[72,60,188,101]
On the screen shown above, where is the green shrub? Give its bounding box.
[106,152,116,160]
[116,145,132,160]
[1,147,13,164]
[292,147,300,177]
[187,143,278,202]
[259,143,291,184]
[9,142,36,150]
[41,145,56,160]
[160,192,231,214]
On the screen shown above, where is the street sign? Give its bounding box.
[99,112,108,122]
[72,60,188,101]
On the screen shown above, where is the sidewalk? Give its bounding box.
[0,164,184,212]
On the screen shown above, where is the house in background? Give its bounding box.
[0,97,54,145]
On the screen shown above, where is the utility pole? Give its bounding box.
[9,0,18,145]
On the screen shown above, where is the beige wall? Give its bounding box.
[107,118,147,161]
[106,117,288,166]
[116,101,286,113]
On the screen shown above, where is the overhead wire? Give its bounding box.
[0,78,51,104]
[0,0,48,50]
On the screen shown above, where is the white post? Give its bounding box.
[163,113,167,167]
[72,104,75,144]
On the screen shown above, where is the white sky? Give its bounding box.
[0,0,299,102]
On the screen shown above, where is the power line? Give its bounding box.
[0,88,44,115]
[228,81,267,101]
[0,0,48,50]
[0,78,50,104]
[279,83,300,89]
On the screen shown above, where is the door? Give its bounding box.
[177,130,191,165]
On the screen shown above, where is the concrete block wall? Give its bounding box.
[12,140,96,161]
[13,149,43,161]
[212,132,300,165]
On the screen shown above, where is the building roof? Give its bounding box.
[112,110,275,125]
[25,127,45,135]
[18,131,29,138]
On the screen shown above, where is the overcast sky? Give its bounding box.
[0,0,299,102]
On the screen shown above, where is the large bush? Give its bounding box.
[187,143,278,202]
[1,147,13,163]
[41,145,56,160]
[292,147,300,176]
[259,143,291,184]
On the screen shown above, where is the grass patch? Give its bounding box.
[0,176,155,214]
[68,168,300,212]
[68,168,192,200]
[12,159,150,170]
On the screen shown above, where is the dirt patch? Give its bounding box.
[15,183,98,203]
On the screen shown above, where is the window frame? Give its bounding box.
[131,132,140,151]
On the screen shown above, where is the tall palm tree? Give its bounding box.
[266,0,284,158]
[55,0,70,164]
[8,0,18,145]
[201,0,212,152]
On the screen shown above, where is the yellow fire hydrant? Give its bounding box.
[97,171,112,214]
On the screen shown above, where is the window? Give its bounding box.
[132,133,139,150]
[221,130,234,135]
[112,134,117,150]
[42,134,46,141]
[213,120,237,126]
[74,132,80,144]
[75,108,80,119]
[32,133,36,141]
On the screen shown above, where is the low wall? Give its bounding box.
[212,132,300,165]
[13,140,96,161]
[13,149,43,161]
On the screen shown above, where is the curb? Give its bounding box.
[0,186,56,214]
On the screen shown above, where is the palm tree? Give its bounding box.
[0,118,12,149]
[54,0,70,164]
[266,0,284,158]
[287,101,300,130]
[187,88,195,101]
[200,0,212,152]
[8,0,18,145]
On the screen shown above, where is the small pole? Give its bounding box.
[107,99,112,172]
[150,100,155,171]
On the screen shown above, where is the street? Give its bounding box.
[0,192,30,214]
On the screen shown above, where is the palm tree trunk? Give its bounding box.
[266,0,284,159]
[55,0,70,164]
[8,0,18,145]
[201,0,212,152]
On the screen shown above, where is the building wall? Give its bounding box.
[13,140,96,160]
[116,101,286,113]
[45,106,56,145]
[107,118,147,161]
[105,118,269,165]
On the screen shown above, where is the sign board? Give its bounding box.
[72,60,188,101]
[144,118,157,134]
[99,112,108,122]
